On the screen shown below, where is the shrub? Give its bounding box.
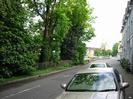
[120,58,130,72]
[19,65,36,75]
[0,0,39,78]
[0,66,13,78]
[71,41,86,65]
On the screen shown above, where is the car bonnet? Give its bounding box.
[56,92,118,99]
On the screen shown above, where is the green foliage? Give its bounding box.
[0,0,95,78]
[49,2,71,65]
[25,0,95,65]
[0,0,38,78]
[72,42,86,65]
[94,49,112,56]
[120,58,130,72]
[61,0,95,64]
[26,0,71,65]
[0,66,13,78]
[112,43,119,56]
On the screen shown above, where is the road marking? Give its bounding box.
[1,85,41,99]
[63,75,70,77]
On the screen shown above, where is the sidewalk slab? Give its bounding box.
[112,59,133,99]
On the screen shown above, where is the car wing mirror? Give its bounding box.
[60,84,67,90]
[121,82,129,90]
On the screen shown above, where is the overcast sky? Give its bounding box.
[86,0,129,49]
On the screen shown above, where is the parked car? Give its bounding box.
[84,56,90,62]
[56,68,129,99]
[88,62,112,68]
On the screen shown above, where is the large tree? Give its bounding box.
[0,0,37,78]
[26,0,95,65]
[61,0,95,64]
[112,43,119,56]
[26,0,71,66]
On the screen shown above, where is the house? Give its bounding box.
[85,47,98,60]
[121,0,133,72]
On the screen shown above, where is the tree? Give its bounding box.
[72,41,87,64]
[0,0,37,78]
[94,49,112,56]
[26,0,71,66]
[112,43,119,56]
[61,0,95,64]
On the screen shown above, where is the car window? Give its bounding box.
[106,63,112,67]
[90,64,105,68]
[66,73,117,92]
[114,69,121,83]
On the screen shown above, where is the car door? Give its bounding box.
[114,69,124,99]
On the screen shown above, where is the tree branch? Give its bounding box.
[33,0,44,19]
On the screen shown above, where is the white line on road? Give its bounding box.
[63,75,70,77]
[1,85,41,99]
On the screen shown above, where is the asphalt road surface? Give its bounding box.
[0,64,88,99]
[0,58,133,99]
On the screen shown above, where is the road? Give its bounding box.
[0,58,133,99]
[0,65,88,99]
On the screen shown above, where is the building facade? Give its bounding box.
[121,0,133,72]
[85,47,95,58]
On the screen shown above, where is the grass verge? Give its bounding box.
[0,63,73,86]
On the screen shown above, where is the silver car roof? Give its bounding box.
[90,62,107,65]
[77,68,114,74]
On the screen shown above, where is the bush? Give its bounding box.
[120,58,130,72]
[71,41,86,65]
[0,0,39,78]
[0,66,13,78]
[19,65,36,75]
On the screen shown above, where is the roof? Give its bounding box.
[77,68,114,74]
[90,62,107,64]
[121,0,133,33]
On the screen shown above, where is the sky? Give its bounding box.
[86,0,129,49]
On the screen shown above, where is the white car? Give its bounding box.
[56,68,129,99]
[89,62,112,68]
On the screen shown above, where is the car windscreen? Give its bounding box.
[106,63,112,67]
[90,64,105,68]
[66,73,117,92]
